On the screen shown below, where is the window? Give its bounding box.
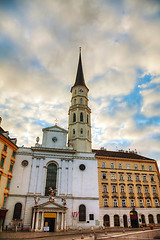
[111,173,116,180]
[104,198,108,207]
[157,214,160,223]
[80,128,83,134]
[103,215,110,226]
[144,186,149,194]
[127,174,132,181]
[87,115,89,124]
[137,186,142,194]
[3,144,7,152]
[155,199,159,207]
[129,185,133,194]
[139,199,144,207]
[12,151,16,158]
[80,112,83,122]
[102,162,105,168]
[6,178,11,189]
[149,165,152,171]
[13,203,22,220]
[103,184,108,193]
[111,163,114,169]
[73,113,76,122]
[127,164,130,169]
[89,214,94,220]
[45,163,57,196]
[135,174,140,182]
[114,215,120,226]
[80,98,82,104]
[74,99,76,104]
[79,204,86,221]
[134,164,138,170]
[122,199,126,207]
[113,199,118,207]
[120,185,125,193]
[102,172,107,180]
[148,214,154,224]
[73,129,75,135]
[87,130,89,138]
[112,185,117,193]
[119,163,122,169]
[142,165,145,170]
[119,173,124,181]
[143,175,147,182]
[0,157,5,168]
[152,186,157,194]
[9,162,14,172]
[150,175,154,182]
[130,199,135,207]
[2,196,7,208]
[146,199,151,207]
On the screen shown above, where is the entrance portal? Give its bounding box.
[130,210,139,228]
[44,218,55,232]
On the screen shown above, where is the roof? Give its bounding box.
[71,49,88,91]
[0,127,5,133]
[92,149,155,161]
[42,124,68,133]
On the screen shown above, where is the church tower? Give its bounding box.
[68,48,92,152]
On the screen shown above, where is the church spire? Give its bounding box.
[71,48,88,91]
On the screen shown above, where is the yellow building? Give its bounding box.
[93,149,160,228]
[0,121,18,230]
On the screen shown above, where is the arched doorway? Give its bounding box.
[157,214,160,224]
[79,205,86,221]
[103,215,110,227]
[123,215,128,228]
[141,214,146,225]
[130,210,139,228]
[45,163,57,196]
[148,214,154,224]
[114,215,120,226]
[13,203,22,220]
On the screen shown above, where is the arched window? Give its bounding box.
[80,98,82,104]
[80,112,83,122]
[73,129,75,135]
[157,214,160,223]
[123,215,128,228]
[74,99,76,104]
[87,115,89,124]
[148,214,154,224]
[73,113,76,122]
[141,214,146,224]
[120,185,125,193]
[79,204,86,221]
[80,128,83,134]
[114,215,120,226]
[103,215,110,226]
[129,185,133,193]
[45,163,57,196]
[13,203,22,220]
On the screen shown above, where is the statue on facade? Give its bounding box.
[62,197,66,206]
[35,137,40,147]
[49,187,57,201]
[34,196,40,205]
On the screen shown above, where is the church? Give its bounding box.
[5,49,100,231]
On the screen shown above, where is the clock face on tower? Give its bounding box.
[78,88,85,94]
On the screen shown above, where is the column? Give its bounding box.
[61,212,64,230]
[29,158,37,193]
[61,160,66,195]
[58,166,62,196]
[31,209,36,231]
[68,160,72,195]
[40,212,44,231]
[35,210,39,231]
[36,158,44,194]
[56,212,59,231]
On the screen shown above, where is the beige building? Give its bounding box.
[93,149,160,228]
[0,120,18,230]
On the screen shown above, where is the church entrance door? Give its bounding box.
[44,218,55,232]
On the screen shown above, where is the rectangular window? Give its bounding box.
[113,198,118,207]
[12,151,16,158]
[119,173,124,181]
[127,164,130,169]
[134,164,138,170]
[9,162,14,172]
[102,172,107,180]
[137,186,142,194]
[89,214,94,220]
[136,174,140,182]
[112,185,117,193]
[104,198,108,207]
[127,174,132,181]
[122,199,126,207]
[6,178,11,189]
[103,184,108,193]
[146,199,151,207]
[143,175,147,182]
[142,165,145,170]
[154,199,159,207]
[130,199,135,207]
[129,185,133,194]
[3,144,7,152]
[120,185,125,193]
[119,163,122,169]
[111,173,116,180]
[144,186,149,194]
[152,186,157,194]
[111,163,114,169]
[139,199,144,207]
[149,165,152,171]
[3,196,7,208]
[0,157,5,168]
[102,162,106,168]
[151,175,154,182]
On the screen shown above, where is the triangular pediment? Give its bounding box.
[34,200,67,210]
[42,125,68,133]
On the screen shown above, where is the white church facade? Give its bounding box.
[5,49,99,231]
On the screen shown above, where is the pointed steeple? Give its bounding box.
[71,48,88,91]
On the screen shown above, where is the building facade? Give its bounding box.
[0,120,18,231]
[94,149,160,228]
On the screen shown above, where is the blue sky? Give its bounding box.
[0,0,160,167]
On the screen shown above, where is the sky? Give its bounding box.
[0,0,160,167]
